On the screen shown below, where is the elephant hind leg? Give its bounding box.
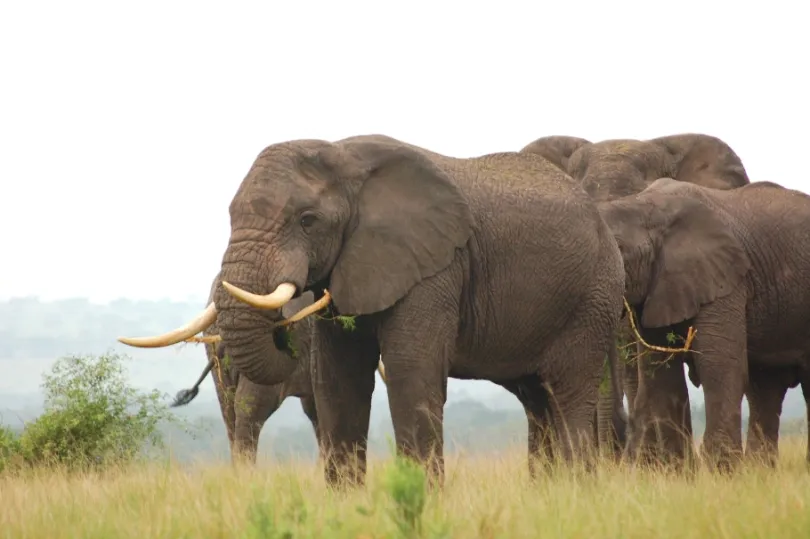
[744,365,790,467]
[501,377,555,479]
[535,300,619,468]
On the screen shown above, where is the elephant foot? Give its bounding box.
[322,446,368,490]
[743,448,779,469]
[700,443,743,475]
[230,445,259,467]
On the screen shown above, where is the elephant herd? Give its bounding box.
[118,132,810,487]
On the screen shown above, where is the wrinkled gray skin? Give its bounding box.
[520,134,750,460]
[210,134,625,487]
[176,274,319,464]
[597,178,810,470]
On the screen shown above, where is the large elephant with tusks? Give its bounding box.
[118,133,626,488]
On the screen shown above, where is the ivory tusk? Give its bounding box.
[118,302,217,348]
[221,281,296,310]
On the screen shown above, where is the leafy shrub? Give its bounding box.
[0,424,22,472]
[2,351,181,471]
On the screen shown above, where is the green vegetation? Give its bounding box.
[0,352,187,472]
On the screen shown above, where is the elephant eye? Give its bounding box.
[300,212,318,230]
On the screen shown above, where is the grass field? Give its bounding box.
[2,439,810,539]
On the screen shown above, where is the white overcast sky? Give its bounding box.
[1,0,807,303]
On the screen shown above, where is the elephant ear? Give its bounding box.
[641,192,751,328]
[651,133,750,190]
[317,137,474,316]
[520,136,591,173]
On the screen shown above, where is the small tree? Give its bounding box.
[12,351,181,470]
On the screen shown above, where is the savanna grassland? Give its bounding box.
[3,441,810,539]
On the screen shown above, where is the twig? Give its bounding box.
[622,297,697,365]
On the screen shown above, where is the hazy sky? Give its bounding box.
[2,1,807,303]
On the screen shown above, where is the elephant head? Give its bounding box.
[598,178,751,329]
[119,135,474,386]
[521,133,750,202]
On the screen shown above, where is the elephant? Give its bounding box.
[168,274,320,464]
[595,177,810,470]
[519,133,751,458]
[734,362,810,466]
[118,133,627,487]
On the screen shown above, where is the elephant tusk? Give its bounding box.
[377,360,387,384]
[221,281,296,310]
[118,302,218,348]
[275,290,332,328]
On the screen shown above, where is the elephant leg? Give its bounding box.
[501,377,555,478]
[311,317,378,489]
[535,297,617,468]
[299,395,320,448]
[232,376,283,465]
[744,365,789,466]
[631,333,693,469]
[801,379,810,466]
[377,285,458,488]
[691,290,747,471]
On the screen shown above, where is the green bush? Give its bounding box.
[0,424,22,472]
[1,351,181,471]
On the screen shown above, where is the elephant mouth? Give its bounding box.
[116,282,330,350]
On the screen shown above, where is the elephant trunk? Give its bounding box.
[617,320,639,424]
[214,248,308,386]
[607,338,629,451]
[623,359,639,415]
[596,385,616,453]
[215,305,298,386]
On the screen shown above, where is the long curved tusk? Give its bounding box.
[118,302,217,348]
[221,281,296,310]
[275,290,332,328]
[377,360,387,385]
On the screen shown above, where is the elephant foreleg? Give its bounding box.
[312,317,378,489]
[631,343,694,469]
[691,290,747,472]
[378,286,457,488]
[231,377,284,465]
[300,395,320,448]
[501,377,555,478]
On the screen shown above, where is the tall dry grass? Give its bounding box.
[2,439,810,538]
